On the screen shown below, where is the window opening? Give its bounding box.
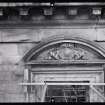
[44,81,89,102]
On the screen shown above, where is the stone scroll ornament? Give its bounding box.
[46,43,88,60]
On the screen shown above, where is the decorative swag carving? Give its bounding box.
[47,43,87,60]
[37,43,90,60]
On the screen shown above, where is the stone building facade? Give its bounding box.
[0,2,105,102]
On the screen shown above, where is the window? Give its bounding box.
[44,81,89,102]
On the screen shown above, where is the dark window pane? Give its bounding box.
[45,84,89,102]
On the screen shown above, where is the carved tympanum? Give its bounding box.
[37,43,89,60]
[47,43,87,60]
[31,41,105,61]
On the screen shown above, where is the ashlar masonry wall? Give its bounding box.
[0,24,105,102]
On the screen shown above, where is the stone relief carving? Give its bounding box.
[40,43,88,60]
[33,42,104,61]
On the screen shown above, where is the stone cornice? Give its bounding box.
[0,20,104,29]
[0,2,105,7]
[25,60,105,65]
[0,2,104,21]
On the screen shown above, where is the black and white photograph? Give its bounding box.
[0,0,105,103]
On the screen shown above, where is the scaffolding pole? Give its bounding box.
[41,83,47,102]
[90,85,105,101]
[19,82,105,102]
[19,82,105,86]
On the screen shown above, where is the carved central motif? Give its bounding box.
[33,42,103,60]
[44,43,88,60]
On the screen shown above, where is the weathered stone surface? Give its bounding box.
[0,55,2,64]
[0,28,105,65]
[0,61,24,102]
[96,29,105,41]
[0,28,97,42]
[96,42,105,51]
[4,83,23,94]
[0,22,105,102]
[1,29,44,42]
[17,43,36,60]
[0,94,6,102]
[0,44,21,64]
[5,93,24,102]
[0,71,12,81]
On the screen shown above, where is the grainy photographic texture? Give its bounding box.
[0,1,105,102]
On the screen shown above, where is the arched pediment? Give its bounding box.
[23,35,105,62]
